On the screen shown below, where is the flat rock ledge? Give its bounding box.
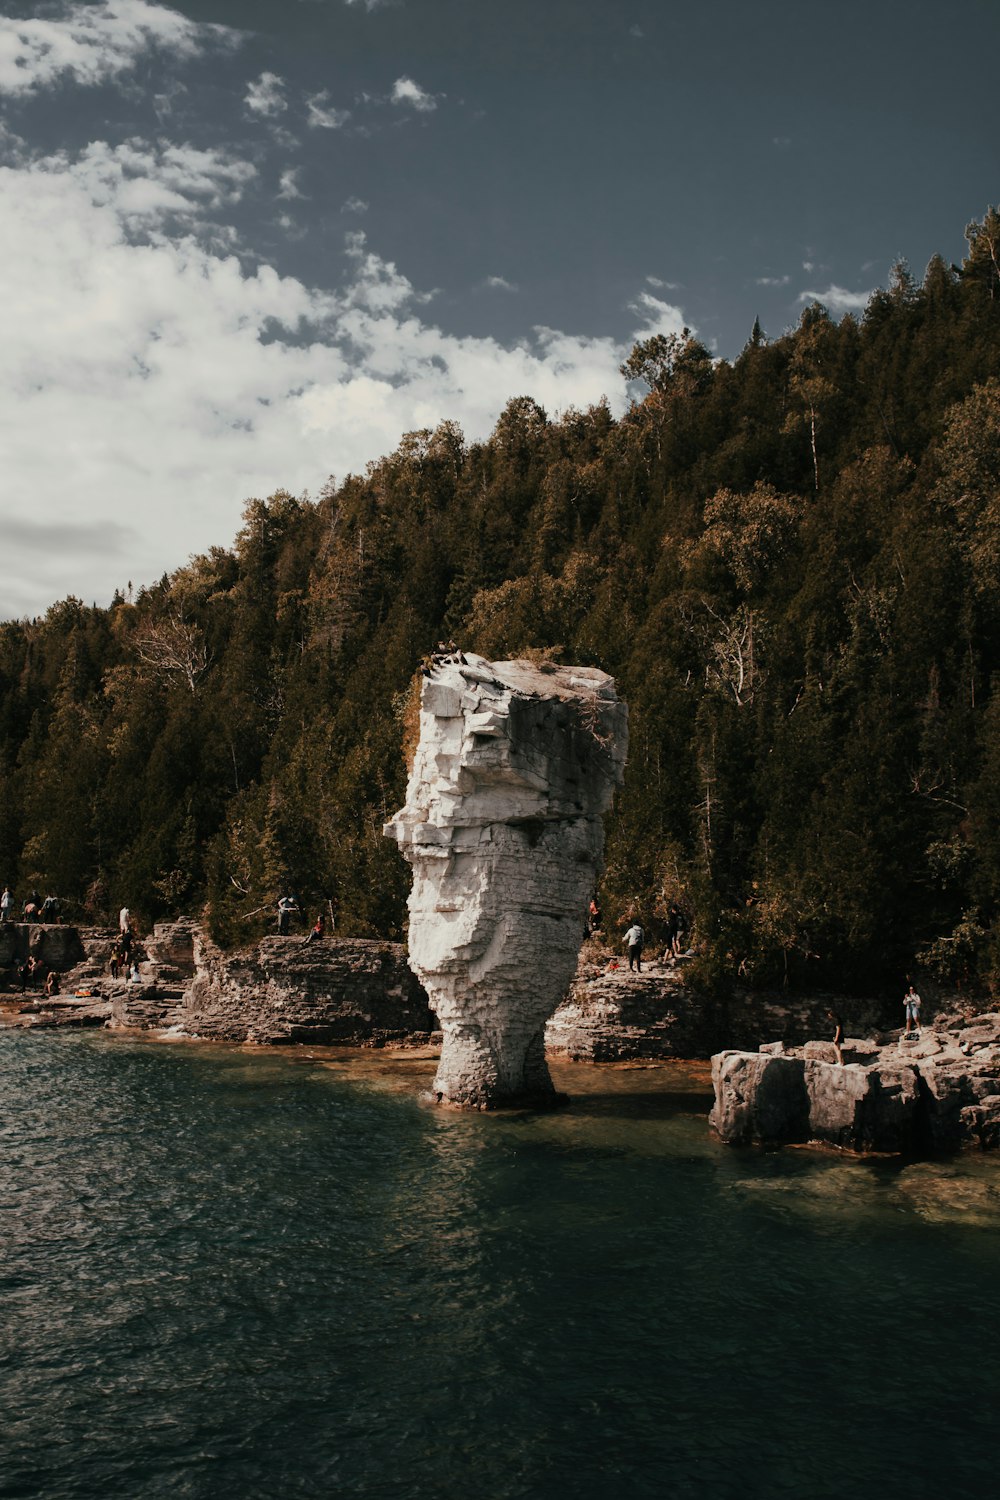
[711,1017,1000,1153]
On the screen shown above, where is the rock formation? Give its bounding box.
[385,653,627,1108]
[711,1016,1000,1152]
[547,959,886,1063]
[111,921,436,1046]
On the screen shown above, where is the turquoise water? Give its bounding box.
[2,1032,999,1500]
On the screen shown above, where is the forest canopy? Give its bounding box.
[4,208,1000,996]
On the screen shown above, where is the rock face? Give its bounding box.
[0,922,85,971]
[546,959,886,1063]
[111,923,436,1046]
[385,654,627,1108]
[711,1014,1000,1152]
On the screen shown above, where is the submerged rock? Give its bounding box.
[385,654,627,1108]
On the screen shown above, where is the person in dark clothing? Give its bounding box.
[827,1009,845,1066]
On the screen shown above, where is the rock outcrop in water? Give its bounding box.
[385,653,627,1108]
[711,1016,1000,1152]
[111,921,437,1046]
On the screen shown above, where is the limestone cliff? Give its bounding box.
[385,653,627,1108]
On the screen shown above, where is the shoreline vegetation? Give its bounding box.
[3,209,1000,1003]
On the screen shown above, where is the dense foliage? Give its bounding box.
[4,209,1000,995]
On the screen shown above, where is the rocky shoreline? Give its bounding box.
[3,918,999,1151]
[711,1014,1000,1153]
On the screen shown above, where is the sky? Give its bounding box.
[1,0,998,620]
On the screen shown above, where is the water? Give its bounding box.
[2,1031,999,1500]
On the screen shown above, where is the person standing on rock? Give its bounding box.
[0,887,12,923]
[277,895,296,936]
[827,1008,845,1066]
[624,921,644,972]
[119,906,130,935]
[904,983,922,1037]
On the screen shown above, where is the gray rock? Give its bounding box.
[712,1029,999,1153]
[709,1052,809,1144]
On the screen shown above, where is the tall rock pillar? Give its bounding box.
[385,654,627,1108]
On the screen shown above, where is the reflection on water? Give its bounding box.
[1,1030,999,1499]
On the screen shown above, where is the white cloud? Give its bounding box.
[244,70,287,118]
[306,90,350,129]
[756,274,790,287]
[485,275,517,292]
[54,137,256,227]
[343,0,391,9]
[390,76,436,112]
[628,290,688,341]
[646,274,680,291]
[0,135,686,617]
[278,167,303,200]
[0,0,235,97]
[797,284,873,312]
[802,260,815,272]
[341,196,368,214]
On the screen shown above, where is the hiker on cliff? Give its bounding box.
[0,887,12,923]
[22,896,39,922]
[303,913,325,946]
[277,895,297,936]
[44,970,60,998]
[41,894,59,923]
[827,1008,845,1066]
[588,897,601,934]
[120,927,133,961]
[903,983,922,1037]
[623,921,644,972]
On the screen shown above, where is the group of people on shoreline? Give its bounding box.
[277,895,330,945]
[1,887,62,924]
[3,953,62,997]
[611,904,691,974]
[109,906,142,983]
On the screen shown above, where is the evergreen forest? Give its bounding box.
[4,209,1000,997]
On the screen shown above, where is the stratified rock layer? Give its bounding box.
[111,922,437,1046]
[385,654,627,1108]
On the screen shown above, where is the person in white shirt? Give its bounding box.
[623,923,644,972]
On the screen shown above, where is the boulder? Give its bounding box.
[709,1051,809,1144]
[804,1060,920,1152]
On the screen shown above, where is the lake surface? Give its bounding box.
[1,1030,998,1499]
